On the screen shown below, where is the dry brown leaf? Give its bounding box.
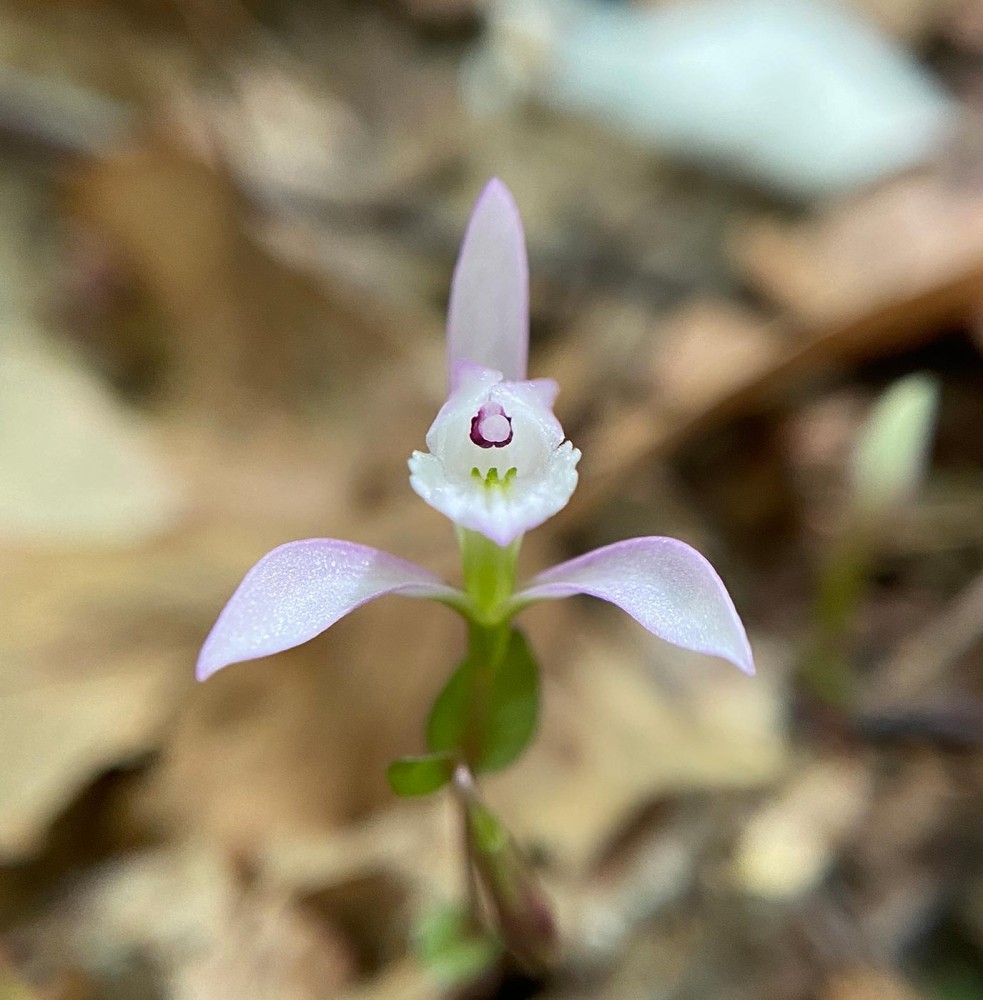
[19,843,355,1000]
[66,138,403,422]
[19,785,450,996]
[177,882,354,1000]
[0,0,189,111]
[0,654,183,863]
[556,170,983,518]
[0,332,181,546]
[0,541,218,861]
[732,173,983,329]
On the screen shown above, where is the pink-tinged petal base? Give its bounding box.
[447,179,529,387]
[197,540,462,680]
[516,537,754,674]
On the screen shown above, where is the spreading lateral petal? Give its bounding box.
[515,537,754,674]
[197,539,462,680]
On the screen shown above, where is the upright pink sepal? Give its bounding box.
[516,537,754,674]
[447,179,529,388]
[197,540,461,680]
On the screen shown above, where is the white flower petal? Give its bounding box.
[197,539,461,680]
[409,364,579,546]
[410,441,579,546]
[516,537,754,674]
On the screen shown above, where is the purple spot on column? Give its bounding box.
[470,403,513,448]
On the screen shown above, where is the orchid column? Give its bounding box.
[197,179,754,973]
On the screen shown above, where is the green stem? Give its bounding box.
[455,528,519,765]
[454,764,558,973]
[453,764,483,931]
[462,619,510,766]
[458,528,520,624]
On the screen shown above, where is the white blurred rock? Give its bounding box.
[465,0,955,200]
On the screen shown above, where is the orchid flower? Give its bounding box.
[197,179,753,972]
[197,178,753,687]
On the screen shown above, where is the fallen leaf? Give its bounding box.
[0,331,181,547]
[0,546,202,861]
[66,138,402,423]
[731,173,983,328]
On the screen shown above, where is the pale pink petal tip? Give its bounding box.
[447,178,529,387]
[196,539,461,681]
[517,537,754,675]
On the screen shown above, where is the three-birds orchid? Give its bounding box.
[197,179,753,692]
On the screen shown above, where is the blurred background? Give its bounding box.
[2,0,983,997]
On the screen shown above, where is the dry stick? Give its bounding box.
[863,567,983,709]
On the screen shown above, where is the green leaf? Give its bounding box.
[850,372,940,519]
[426,655,473,757]
[479,629,539,772]
[425,628,541,774]
[386,753,453,797]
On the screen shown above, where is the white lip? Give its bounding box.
[409,364,580,546]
